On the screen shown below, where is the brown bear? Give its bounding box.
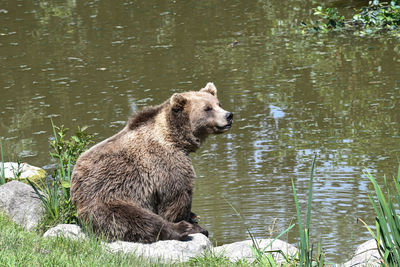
[70,82,233,243]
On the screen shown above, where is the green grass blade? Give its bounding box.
[264,224,295,251]
[398,161,400,184]
[50,118,59,145]
[363,166,400,265]
[306,155,317,230]
[358,217,378,240]
[0,139,5,185]
[27,179,54,219]
[291,179,303,237]
[291,178,306,265]
[67,156,71,181]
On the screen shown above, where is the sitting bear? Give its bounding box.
[70,82,233,242]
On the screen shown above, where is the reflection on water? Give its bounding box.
[1,0,399,262]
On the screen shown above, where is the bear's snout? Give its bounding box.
[226,112,233,124]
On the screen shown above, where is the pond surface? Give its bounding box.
[1,0,399,263]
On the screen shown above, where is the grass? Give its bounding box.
[0,213,160,267]
[0,212,271,267]
[359,164,400,266]
[0,138,5,185]
[291,155,326,266]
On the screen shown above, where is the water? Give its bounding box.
[1,0,399,262]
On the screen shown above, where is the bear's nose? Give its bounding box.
[226,112,233,123]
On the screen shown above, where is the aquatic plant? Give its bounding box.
[303,1,400,37]
[223,156,326,266]
[291,156,325,266]
[359,164,400,265]
[310,6,345,32]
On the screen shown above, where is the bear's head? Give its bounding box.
[168,82,233,151]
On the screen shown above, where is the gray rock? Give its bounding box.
[43,224,86,240]
[1,162,46,184]
[0,180,44,230]
[212,238,298,264]
[104,233,212,263]
[342,239,381,267]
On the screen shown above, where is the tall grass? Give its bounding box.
[359,164,400,266]
[28,155,77,232]
[225,199,296,265]
[291,155,325,266]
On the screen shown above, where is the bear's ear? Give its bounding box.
[170,93,187,112]
[200,82,217,97]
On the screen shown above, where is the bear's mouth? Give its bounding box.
[215,122,232,131]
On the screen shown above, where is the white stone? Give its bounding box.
[341,239,381,267]
[0,180,45,230]
[1,162,46,183]
[104,233,212,263]
[43,224,86,240]
[212,238,298,264]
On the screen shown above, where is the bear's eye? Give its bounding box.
[204,106,213,112]
[218,102,222,107]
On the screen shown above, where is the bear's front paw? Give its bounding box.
[174,220,208,237]
[192,222,208,237]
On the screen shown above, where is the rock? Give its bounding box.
[213,238,298,264]
[0,180,45,230]
[1,162,46,184]
[342,239,381,267]
[43,224,86,240]
[104,233,212,263]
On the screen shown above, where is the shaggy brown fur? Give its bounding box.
[70,83,233,243]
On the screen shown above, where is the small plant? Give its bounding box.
[29,155,78,232]
[0,139,5,185]
[28,121,94,232]
[291,156,325,266]
[359,164,400,265]
[49,119,94,168]
[11,157,23,179]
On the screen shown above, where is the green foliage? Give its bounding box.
[29,121,94,232]
[0,139,5,185]
[359,164,400,265]
[29,156,78,232]
[353,2,400,34]
[291,156,325,266]
[303,2,400,36]
[311,6,345,32]
[49,119,94,168]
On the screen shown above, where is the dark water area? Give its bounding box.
[1,0,399,262]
